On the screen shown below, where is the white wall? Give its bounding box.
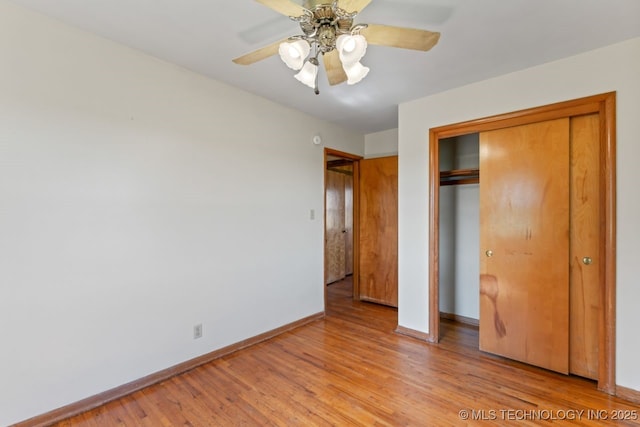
[364,128,398,158]
[0,2,364,425]
[438,142,456,315]
[438,184,479,319]
[399,37,640,391]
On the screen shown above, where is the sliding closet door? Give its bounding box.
[569,113,601,379]
[479,118,570,374]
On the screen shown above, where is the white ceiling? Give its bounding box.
[8,0,640,134]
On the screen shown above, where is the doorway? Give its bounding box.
[324,148,362,303]
[428,93,616,393]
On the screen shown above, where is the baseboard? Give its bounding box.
[395,325,433,342]
[616,385,640,405]
[359,296,398,308]
[13,312,325,427]
[440,311,479,328]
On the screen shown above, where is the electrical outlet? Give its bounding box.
[310,209,315,220]
[193,324,203,339]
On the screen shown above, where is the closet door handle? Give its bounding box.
[582,257,593,265]
[485,250,493,257]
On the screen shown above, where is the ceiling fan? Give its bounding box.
[232,0,441,94]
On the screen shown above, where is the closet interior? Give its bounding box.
[438,133,480,326]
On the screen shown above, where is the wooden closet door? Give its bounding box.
[569,114,601,379]
[359,156,398,307]
[479,119,570,374]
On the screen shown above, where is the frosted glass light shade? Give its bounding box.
[278,40,311,70]
[336,34,367,65]
[294,60,319,88]
[343,61,370,85]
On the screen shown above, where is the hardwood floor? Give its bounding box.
[53,277,639,426]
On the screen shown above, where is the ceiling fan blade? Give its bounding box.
[338,0,373,13]
[232,38,289,65]
[255,0,308,17]
[361,24,441,52]
[323,50,348,86]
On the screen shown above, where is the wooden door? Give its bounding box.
[359,156,398,307]
[479,119,570,374]
[345,173,354,276]
[569,114,601,379]
[325,169,346,284]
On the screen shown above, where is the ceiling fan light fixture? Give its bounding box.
[278,39,311,70]
[343,61,370,85]
[336,34,367,65]
[294,59,319,88]
[233,1,441,94]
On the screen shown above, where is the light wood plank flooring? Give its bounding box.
[54,277,639,426]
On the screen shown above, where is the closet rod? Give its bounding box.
[439,168,479,186]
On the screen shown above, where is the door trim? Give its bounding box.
[427,92,616,394]
[324,148,362,304]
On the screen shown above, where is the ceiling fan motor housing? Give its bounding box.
[297,3,355,52]
[317,25,336,49]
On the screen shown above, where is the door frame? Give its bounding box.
[324,148,362,304]
[427,92,616,394]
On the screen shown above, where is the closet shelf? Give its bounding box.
[440,168,479,186]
